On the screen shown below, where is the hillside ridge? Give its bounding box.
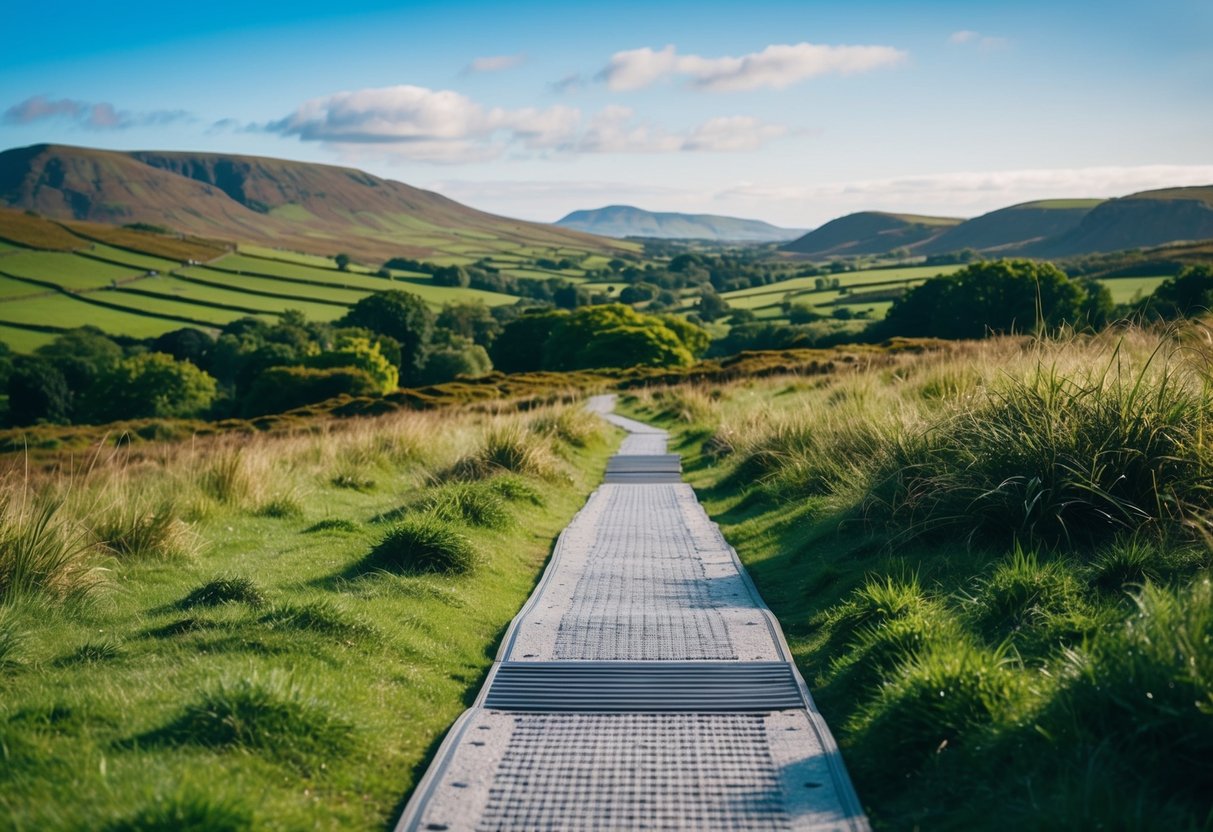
[0,143,630,262]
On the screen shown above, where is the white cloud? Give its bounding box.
[464,53,526,74]
[597,41,907,92]
[683,116,789,152]
[3,95,190,129]
[949,30,1010,50]
[269,84,789,162]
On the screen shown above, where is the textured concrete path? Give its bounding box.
[395,396,868,831]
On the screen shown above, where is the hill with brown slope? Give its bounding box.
[0,144,630,262]
[1031,186,1213,256]
[780,211,962,258]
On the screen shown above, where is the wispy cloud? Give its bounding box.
[268,84,790,162]
[596,42,907,92]
[550,74,586,95]
[948,30,1010,50]
[463,53,527,74]
[3,95,190,129]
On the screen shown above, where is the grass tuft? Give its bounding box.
[254,493,304,520]
[330,472,376,492]
[258,600,374,639]
[101,791,254,832]
[94,500,196,561]
[362,515,479,575]
[148,672,354,772]
[197,451,255,506]
[56,639,123,666]
[416,482,512,529]
[303,518,360,534]
[451,425,560,480]
[487,474,544,505]
[0,493,108,605]
[177,576,266,609]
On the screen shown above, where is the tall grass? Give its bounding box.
[719,331,1213,548]
[0,490,108,605]
[641,324,1213,828]
[94,497,197,561]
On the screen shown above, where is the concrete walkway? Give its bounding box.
[395,395,868,831]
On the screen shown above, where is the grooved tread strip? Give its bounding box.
[484,662,804,712]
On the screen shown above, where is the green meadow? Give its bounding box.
[0,404,615,831]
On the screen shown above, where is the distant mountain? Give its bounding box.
[556,205,806,242]
[919,200,1103,255]
[1029,186,1213,256]
[0,144,627,261]
[780,212,962,257]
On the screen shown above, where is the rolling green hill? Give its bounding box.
[556,205,805,242]
[0,144,634,263]
[1031,185,1213,256]
[779,212,962,257]
[919,199,1103,254]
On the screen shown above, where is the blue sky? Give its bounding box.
[2,0,1211,226]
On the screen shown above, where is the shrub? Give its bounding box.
[363,515,479,575]
[177,576,266,609]
[243,366,379,418]
[86,352,217,422]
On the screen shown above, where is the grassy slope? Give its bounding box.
[623,333,1213,830]
[1,405,616,830]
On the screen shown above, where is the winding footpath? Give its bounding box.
[396,396,868,831]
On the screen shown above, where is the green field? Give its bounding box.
[0,293,196,338]
[120,276,349,322]
[0,324,56,351]
[176,267,372,306]
[1097,274,1169,303]
[0,274,48,299]
[721,265,964,306]
[94,288,271,327]
[83,243,181,272]
[0,251,145,291]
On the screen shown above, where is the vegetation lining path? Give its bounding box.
[396,395,867,831]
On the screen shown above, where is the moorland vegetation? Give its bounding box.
[629,322,1213,829]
